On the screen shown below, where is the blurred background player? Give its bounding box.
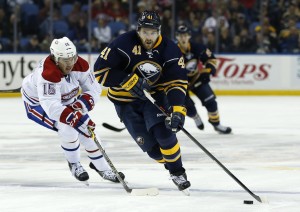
[175,24,232,134]
[94,11,191,193]
[21,37,124,184]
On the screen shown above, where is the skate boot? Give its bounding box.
[213,124,232,134]
[68,162,89,182]
[192,113,204,130]
[89,162,125,183]
[170,171,191,195]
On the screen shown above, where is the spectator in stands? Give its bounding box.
[68,17,89,52]
[93,14,112,51]
[279,18,300,53]
[22,35,41,52]
[239,27,254,52]
[219,27,232,52]
[254,16,278,52]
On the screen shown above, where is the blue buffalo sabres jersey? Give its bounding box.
[94,30,188,106]
[177,41,217,83]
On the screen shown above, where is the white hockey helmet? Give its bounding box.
[50,37,77,63]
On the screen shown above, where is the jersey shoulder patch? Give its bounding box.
[42,56,63,83]
[72,56,89,72]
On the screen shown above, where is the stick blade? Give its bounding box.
[130,188,159,196]
[102,123,125,132]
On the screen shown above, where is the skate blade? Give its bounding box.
[181,188,190,196]
[82,180,89,186]
[130,188,159,196]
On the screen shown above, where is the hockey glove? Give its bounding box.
[60,109,95,137]
[121,73,150,100]
[199,68,212,84]
[199,62,217,84]
[71,93,95,114]
[165,106,186,133]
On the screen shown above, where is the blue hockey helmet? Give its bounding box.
[137,10,161,31]
[176,24,191,35]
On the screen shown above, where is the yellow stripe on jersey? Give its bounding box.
[160,143,180,156]
[94,68,110,85]
[107,87,137,103]
[173,106,187,116]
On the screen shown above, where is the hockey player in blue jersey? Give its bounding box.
[94,11,191,193]
[176,24,232,134]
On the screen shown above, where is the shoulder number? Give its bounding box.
[100,47,111,60]
[178,56,185,68]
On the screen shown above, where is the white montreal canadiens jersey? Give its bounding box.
[21,56,101,121]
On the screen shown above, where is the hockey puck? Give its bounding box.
[243,200,254,204]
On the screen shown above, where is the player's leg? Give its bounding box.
[185,92,204,130]
[23,102,57,131]
[115,101,190,191]
[22,101,88,181]
[192,84,232,134]
[78,133,125,183]
[143,101,191,191]
[55,122,89,182]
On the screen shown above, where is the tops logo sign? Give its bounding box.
[215,57,270,80]
[210,56,274,88]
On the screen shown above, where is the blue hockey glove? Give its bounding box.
[199,62,217,84]
[121,73,150,100]
[199,68,212,84]
[165,106,186,133]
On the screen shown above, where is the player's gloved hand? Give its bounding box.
[165,106,186,133]
[68,110,95,137]
[199,62,217,84]
[71,93,95,114]
[199,68,212,84]
[121,73,150,100]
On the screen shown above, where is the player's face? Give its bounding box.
[57,55,77,75]
[176,33,191,47]
[138,28,160,50]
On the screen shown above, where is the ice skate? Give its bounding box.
[213,124,232,134]
[192,114,204,130]
[170,171,191,196]
[68,162,89,185]
[89,162,125,183]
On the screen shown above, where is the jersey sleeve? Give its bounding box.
[75,57,102,104]
[94,41,130,87]
[158,40,188,107]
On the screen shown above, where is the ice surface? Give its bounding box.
[0,96,299,212]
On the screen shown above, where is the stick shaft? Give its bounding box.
[143,90,262,202]
[89,130,132,193]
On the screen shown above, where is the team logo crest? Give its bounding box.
[185,59,198,76]
[134,61,162,85]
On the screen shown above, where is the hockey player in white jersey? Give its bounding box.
[21,37,125,184]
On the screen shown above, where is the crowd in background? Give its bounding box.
[0,0,300,54]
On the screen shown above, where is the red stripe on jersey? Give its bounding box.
[25,103,54,128]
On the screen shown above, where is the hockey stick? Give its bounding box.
[102,123,126,132]
[143,90,267,203]
[88,128,159,196]
[0,87,21,93]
